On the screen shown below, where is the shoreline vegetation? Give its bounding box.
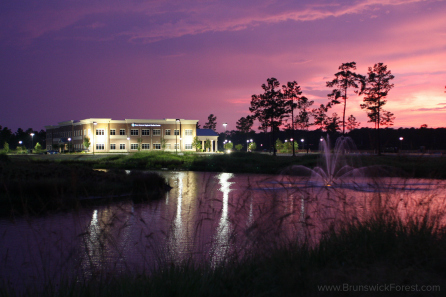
[1,151,446,296]
[3,150,446,178]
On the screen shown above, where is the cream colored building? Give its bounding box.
[45,118,213,153]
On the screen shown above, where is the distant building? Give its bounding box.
[45,118,218,153]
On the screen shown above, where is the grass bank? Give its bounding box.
[9,151,446,178]
[0,156,170,216]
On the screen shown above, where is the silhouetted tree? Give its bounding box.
[249,78,288,156]
[236,116,254,134]
[203,114,217,131]
[360,63,395,155]
[325,113,341,133]
[326,62,365,135]
[312,104,329,130]
[346,115,360,131]
[282,81,307,156]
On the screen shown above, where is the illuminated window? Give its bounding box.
[153,129,161,136]
[185,129,193,136]
[131,143,138,150]
[142,144,150,150]
[142,129,150,136]
[110,144,116,150]
[153,143,161,150]
[174,129,179,135]
[110,129,116,135]
[131,129,139,136]
[120,129,126,135]
[120,144,125,150]
[165,129,171,135]
[96,129,104,136]
[96,144,105,150]
[185,144,192,150]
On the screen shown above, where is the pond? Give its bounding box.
[1,171,445,292]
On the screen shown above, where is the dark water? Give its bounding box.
[1,171,444,292]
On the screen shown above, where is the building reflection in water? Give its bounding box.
[79,204,135,279]
[210,172,234,267]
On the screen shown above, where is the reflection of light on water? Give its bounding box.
[211,172,234,267]
[80,206,134,279]
[166,172,187,264]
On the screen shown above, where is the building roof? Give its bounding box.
[196,129,218,136]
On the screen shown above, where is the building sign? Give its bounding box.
[132,123,161,127]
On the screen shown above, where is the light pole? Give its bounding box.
[399,137,404,152]
[30,133,35,153]
[223,123,227,151]
[175,119,180,153]
[290,138,294,156]
[301,138,304,154]
[92,122,97,155]
[127,137,130,153]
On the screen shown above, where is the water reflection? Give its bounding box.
[211,172,234,267]
[1,171,445,292]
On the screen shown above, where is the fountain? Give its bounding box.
[282,136,386,190]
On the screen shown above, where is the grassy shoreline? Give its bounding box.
[4,151,446,178]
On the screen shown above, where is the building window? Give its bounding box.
[174,129,180,135]
[131,129,139,136]
[153,143,161,150]
[96,144,105,150]
[120,144,126,150]
[185,129,193,136]
[142,144,150,150]
[131,143,138,150]
[110,144,116,150]
[142,129,150,136]
[165,144,171,149]
[120,129,126,135]
[165,129,171,135]
[185,144,193,150]
[174,143,180,150]
[96,129,105,136]
[153,129,161,136]
[110,129,116,135]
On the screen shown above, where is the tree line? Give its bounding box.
[0,126,46,152]
[242,62,397,155]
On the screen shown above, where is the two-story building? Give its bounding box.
[45,118,217,153]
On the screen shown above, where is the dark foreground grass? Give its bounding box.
[4,212,445,297]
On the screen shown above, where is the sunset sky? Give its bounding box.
[1,0,445,133]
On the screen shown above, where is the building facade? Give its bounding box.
[45,118,215,153]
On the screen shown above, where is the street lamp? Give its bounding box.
[290,138,295,156]
[93,122,97,155]
[68,138,71,153]
[301,138,305,154]
[30,133,35,152]
[399,137,404,152]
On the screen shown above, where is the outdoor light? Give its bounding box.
[399,137,404,152]
[223,123,227,131]
[68,138,71,153]
[30,133,35,152]
[18,141,22,145]
[320,138,324,141]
